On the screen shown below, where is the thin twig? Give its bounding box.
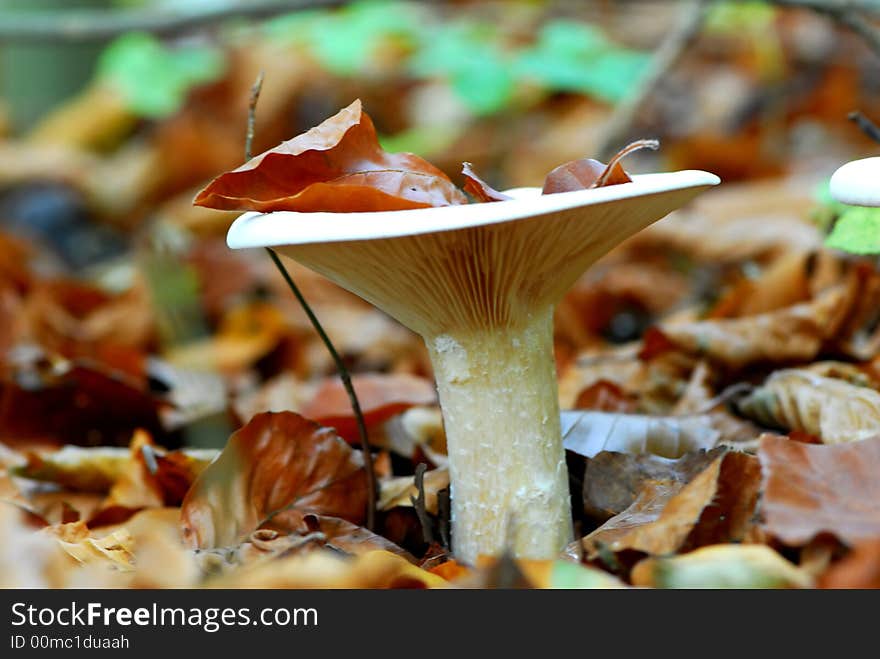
[0,0,347,43]
[597,0,712,161]
[849,110,880,143]
[245,71,264,161]
[244,72,376,530]
[266,249,377,530]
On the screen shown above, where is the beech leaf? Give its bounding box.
[193,99,467,213]
[737,369,880,444]
[758,434,880,546]
[180,411,368,549]
[542,139,658,194]
[579,450,761,559]
[461,162,511,202]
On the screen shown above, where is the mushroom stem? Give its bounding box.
[426,307,571,564]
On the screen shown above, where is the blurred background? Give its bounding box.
[0,0,878,451]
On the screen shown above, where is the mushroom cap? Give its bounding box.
[228,170,719,248]
[228,170,719,335]
[829,157,880,207]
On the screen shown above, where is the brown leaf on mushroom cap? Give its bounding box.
[180,411,367,549]
[194,99,467,213]
[542,139,659,194]
[580,450,761,559]
[758,434,880,546]
[461,162,511,202]
[301,373,437,444]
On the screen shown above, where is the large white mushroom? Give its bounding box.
[829,157,880,207]
[227,172,719,564]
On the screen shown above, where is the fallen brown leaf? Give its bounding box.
[581,450,761,559]
[581,448,724,523]
[758,434,880,546]
[738,369,880,444]
[181,411,368,549]
[819,540,880,589]
[640,282,854,370]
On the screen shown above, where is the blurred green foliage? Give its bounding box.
[264,1,649,116]
[97,31,225,118]
[815,181,880,255]
[826,207,880,255]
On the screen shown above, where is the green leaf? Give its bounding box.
[826,206,880,255]
[513,20,650,103]
[378,125,461,157]
[549,560,624,589]
[265,1,425,76]
[97,32,224,118]
[408,22,515,115]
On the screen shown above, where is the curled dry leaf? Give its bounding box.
[461,162,511,202]
[631,544,813,589]
[641,282,854,370]
[86,430,213,527]
[48,524,135,572]
[180,411,367,549]
[580,450,761,559]
[209,549,447,589]
[300,373,437,444]
[738,369,880,444]
[542,140,659,194]
[561,410,720,460]
[12,444,217,493]
[582,448,724,523]
[194,99,467,213]
[758,434,880,546]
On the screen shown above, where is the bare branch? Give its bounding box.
[597,0,711,161]
[0,0,347,43]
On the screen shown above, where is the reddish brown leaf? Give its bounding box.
[194,99,467,213]
[542,140,659,194]
[461,162,511,202]
[180,411,367,549]
[301,373,437,444]
[0,348,163,448]
[758,434,880,546]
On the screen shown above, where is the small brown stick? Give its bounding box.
[410,463,435,545]
[244,72,376,530]
[849,110,880,144]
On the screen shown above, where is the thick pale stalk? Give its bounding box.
[426,308,572,564]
